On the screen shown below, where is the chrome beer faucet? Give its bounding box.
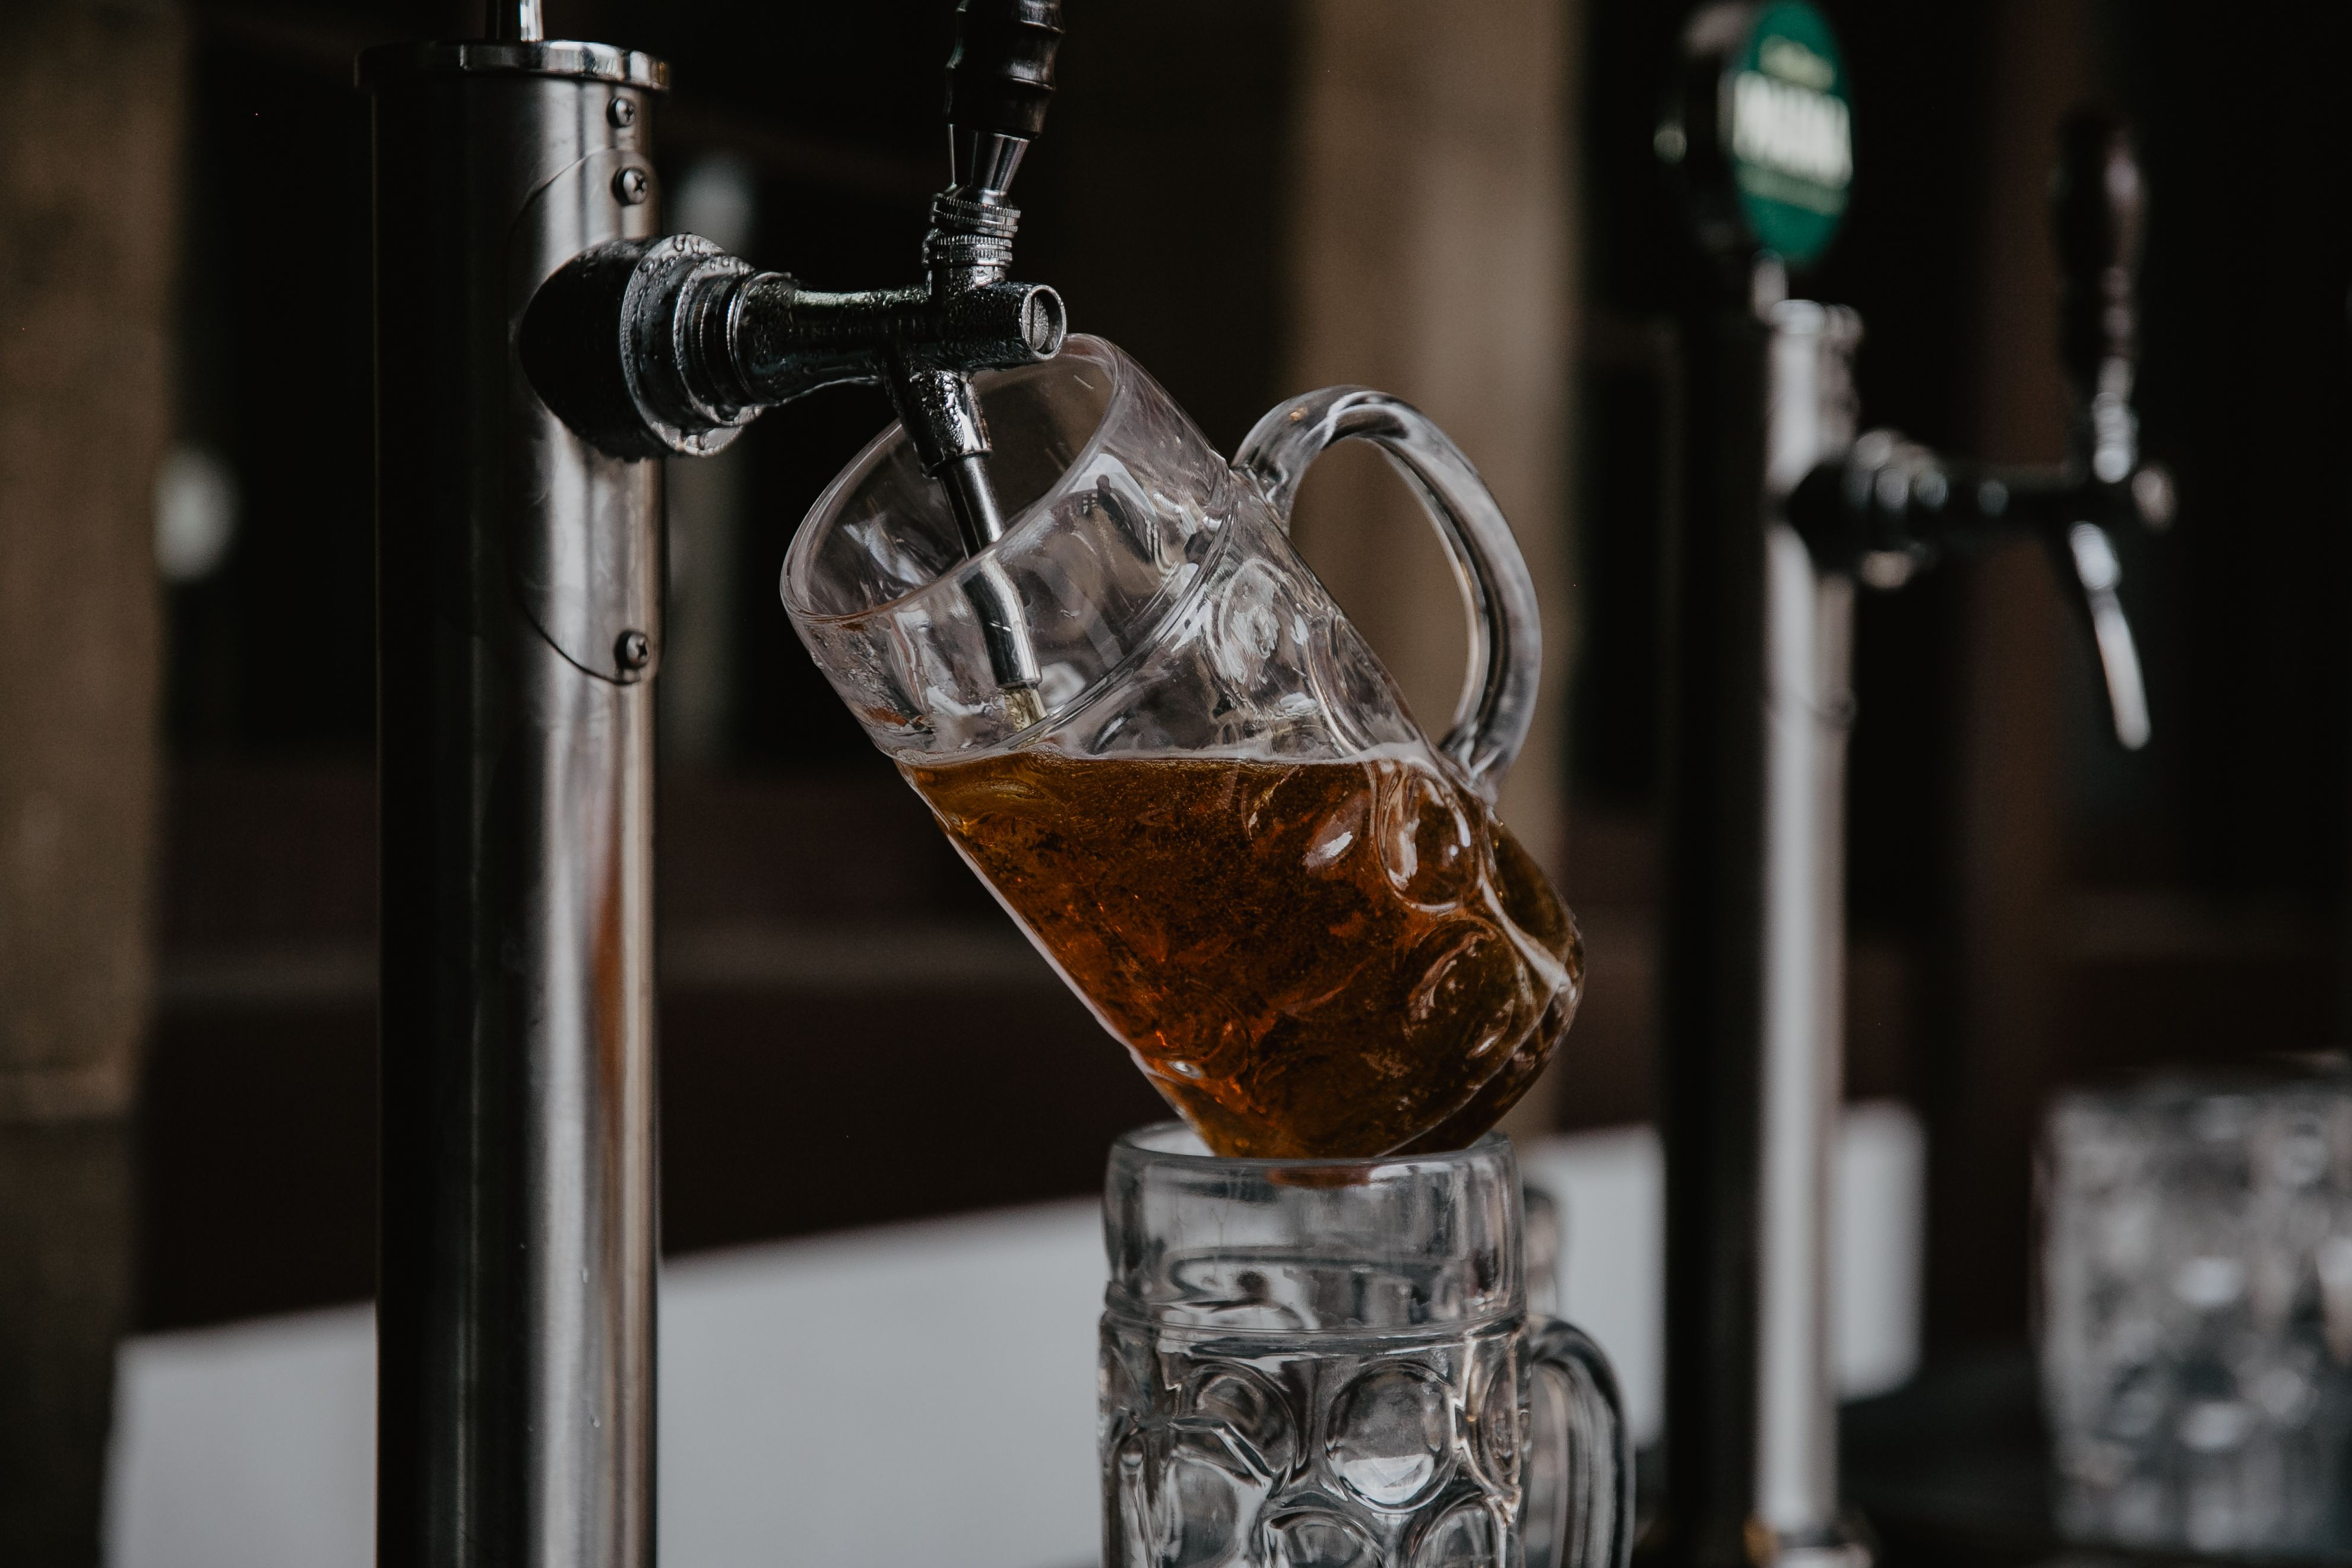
[361,4,1066,1564]
[1786,113,2167,752]
[521,2,1067,726]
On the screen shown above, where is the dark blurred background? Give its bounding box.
[2,0,2348,1558]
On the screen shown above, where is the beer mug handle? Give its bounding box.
[1523,1317,1634,1568]
[1234,388,1543,797]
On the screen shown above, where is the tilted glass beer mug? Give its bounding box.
[1100,1124,1631,1568]
[783,336,1581,1158]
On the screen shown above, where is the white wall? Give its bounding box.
[107,1107,1923,1568]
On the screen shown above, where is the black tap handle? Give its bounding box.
[946,0,1065,144]
[2051,112,2144,419]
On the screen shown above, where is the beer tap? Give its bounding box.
[1646,9,2162,1568]
[360,4,1067,1565]
[522,0,1068,726]
[1787,114,2167,750]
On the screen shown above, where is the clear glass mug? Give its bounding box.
[2041,1075,2352,1553]
[782,336,1582,1158]
[1100,1123,1631,1568]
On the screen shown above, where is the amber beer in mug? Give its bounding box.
[910,750,1576,1157]
[783,337,1579,1157]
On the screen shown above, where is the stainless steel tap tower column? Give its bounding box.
[1648,277,1869,1568]
[363,7,666,1563]
[360,2,1066,1561]
[1644,12,1870,1565]
[1753,297,1863,1563]
[1647,273,1873,1568]
[1645,9,2162,1568]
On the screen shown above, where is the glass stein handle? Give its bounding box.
[1521,1317,1634,1568]
[1234,388,1542,799]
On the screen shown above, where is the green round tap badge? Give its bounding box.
[1724,2,1851,266]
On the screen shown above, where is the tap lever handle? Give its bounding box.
[946,0,1066,146]
[2052,520,2151,750]
[2052,112,2145,420]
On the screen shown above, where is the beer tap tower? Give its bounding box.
[1644,7,2165,1567]
[360,2,1063,1561]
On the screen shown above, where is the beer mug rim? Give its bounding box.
[1113,1119,1512,1176]
[782,333,1151,629]
[1105,1120,1527,1335]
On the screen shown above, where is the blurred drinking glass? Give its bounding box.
[2041,1072,2352,1553]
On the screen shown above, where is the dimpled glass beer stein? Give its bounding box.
[2043,1078,2352,1552]
[783,337,1581,1158]
[1100,1124,1630,1568]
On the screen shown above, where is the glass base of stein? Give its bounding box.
[1099,1124,1632,1568]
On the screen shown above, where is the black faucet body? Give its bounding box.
[1787,113,2166,750]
